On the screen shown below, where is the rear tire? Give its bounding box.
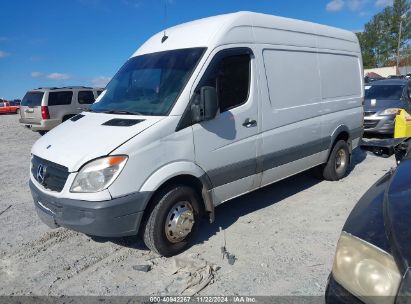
[16,109,20,115]
[320,140,350,181]
[143,185,202,257]
[38,131,47,136]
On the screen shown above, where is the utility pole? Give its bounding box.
[396,14,407,75]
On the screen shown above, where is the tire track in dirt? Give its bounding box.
[0,228,146,295]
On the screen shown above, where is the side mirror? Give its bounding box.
[191,86,219,123]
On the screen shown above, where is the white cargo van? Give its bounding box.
[29,12,363,256]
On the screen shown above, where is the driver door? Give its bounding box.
[191,47,260,205]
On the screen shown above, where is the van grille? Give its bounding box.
[31,155,69,192]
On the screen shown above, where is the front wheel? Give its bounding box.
[318,140,350,181]
[142,186,202,257]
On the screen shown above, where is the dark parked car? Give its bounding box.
[364,79,411,135]
[326,138,411,303]
[9,99,21,106]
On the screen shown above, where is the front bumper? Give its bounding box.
[325,274,364,304]
[364,115,395,135]
[19,118,60,131]
[30,180,151,237]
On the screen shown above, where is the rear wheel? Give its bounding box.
[143,185,202,257]
[317,140,350,181]
[38,131,47,136]
[312,140,350,181]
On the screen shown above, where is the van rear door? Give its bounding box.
[20,91,44,124]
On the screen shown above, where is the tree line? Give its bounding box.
[357,0,410,68]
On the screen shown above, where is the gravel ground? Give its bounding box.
[0,114,396,297]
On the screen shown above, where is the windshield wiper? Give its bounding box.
[99,110,143,115]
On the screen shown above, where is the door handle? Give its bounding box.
[242,118,257,128]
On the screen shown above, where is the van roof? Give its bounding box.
[133,11,360,57]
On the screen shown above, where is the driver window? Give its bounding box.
[196,49,251,113]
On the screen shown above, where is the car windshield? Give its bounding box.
[21,92,44,106]
[365,85,404,100]
[91,48,206,116]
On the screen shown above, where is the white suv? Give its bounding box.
[20,86,103,135]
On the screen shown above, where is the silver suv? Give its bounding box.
[19,86,103,135]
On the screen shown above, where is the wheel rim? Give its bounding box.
[165,201,195,243]
[335,149,347,175]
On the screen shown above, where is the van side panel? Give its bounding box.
[253,27,317,49]
[316,35,361,53]
[318,52,363,148]
[259,46,325,187]
[318,53,362,101]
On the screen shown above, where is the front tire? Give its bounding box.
[143,186,202,257]
[321,140,350,181]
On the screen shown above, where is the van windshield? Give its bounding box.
[91,48,206,116]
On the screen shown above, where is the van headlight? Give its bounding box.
[70,156,128,193]
[379,108,401,116]
[332,232,401,304]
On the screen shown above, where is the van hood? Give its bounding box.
[363,99,404,112]
[31,112,165,172]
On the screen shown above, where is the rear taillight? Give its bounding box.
[41,106,50,120]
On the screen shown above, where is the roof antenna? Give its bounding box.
[161,0,169,43]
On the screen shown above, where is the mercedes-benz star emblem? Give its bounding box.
[36,164,47,184]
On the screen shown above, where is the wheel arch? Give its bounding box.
[139,161,215,223]
[329,125,352,155]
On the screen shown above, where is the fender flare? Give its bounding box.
[139,161,215,222]
[329,125,352,153]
